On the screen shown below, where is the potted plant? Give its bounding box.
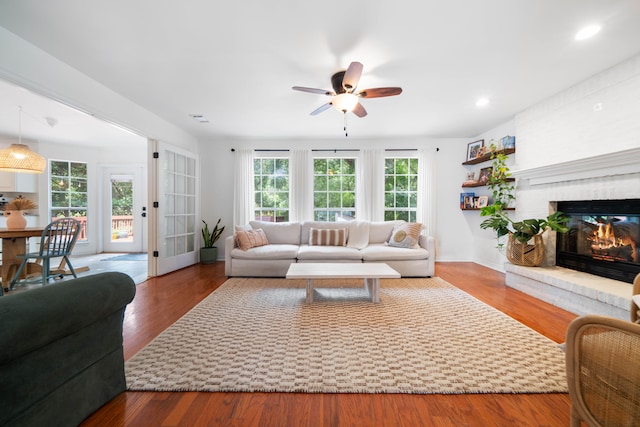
[479,145,570,266]
[200,218,225,264]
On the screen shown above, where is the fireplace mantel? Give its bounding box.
[511,147,640,186]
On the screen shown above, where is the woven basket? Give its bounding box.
[506,233,545,266]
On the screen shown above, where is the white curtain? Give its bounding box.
[233,148,254,227]
[289,148,313,221]
[356,148,385,221]
[418,148,437,237]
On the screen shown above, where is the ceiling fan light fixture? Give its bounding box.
[332,93,359,113]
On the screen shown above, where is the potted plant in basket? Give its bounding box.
[479,144,570,266]
[200,218,225,264]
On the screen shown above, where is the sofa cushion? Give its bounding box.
[347,220,370,249]
[231,244,299,260]
[249,221,301,244]
[309,227,347,246]
[300,221,350,243]
[235,228,269,250]
[297,244,363,260]
[361,243,429,261]
[388,222,422,248]
[369,221,402,244]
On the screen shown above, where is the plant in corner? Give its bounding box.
[200,218,225,264]
[479,144,570,266]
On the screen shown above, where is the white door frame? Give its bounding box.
[101,165,146,253]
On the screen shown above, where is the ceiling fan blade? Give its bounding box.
[357,87,403,98]
[292,86,335,96]
[352,102,367,118]
[310,103,332,116]
[342,62,363,92]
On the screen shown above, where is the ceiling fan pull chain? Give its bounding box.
[344,113,348,137]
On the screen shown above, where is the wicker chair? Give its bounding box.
[631,273,640,324]
[565,314,640,427]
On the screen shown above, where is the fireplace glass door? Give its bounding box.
[556,199,640,283]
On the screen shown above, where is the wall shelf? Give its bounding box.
[462,148,515,165]
[462,178,515,188]
[461,207,515,211]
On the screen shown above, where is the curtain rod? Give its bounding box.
[231,148,427,152]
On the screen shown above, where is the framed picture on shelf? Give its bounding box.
[502,135,516,149]
[477,196,489,208]
[478,167,492,185]
[466,139,484,161]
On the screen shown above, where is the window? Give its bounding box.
[50,160,88,241]
[313,157,356,221]
[254,157,289,222]
[384,157,418,222]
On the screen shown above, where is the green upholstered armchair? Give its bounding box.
[0,271,136,427]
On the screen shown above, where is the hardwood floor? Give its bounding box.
[81,262,578,427]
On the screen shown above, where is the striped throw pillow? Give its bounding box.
[309,228,347,246]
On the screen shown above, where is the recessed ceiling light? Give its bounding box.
[575,24,601,41]
[475,98,490,108]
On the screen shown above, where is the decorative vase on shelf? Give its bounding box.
[4,210,27,229]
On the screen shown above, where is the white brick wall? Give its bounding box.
[515,53,640,171]
[514,52,640,229]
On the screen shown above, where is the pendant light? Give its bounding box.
[0,106,46,174]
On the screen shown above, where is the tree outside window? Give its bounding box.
[384,157,418,222]
[313,158,356,221]
[254,158,289,222]
[50,160,88,240]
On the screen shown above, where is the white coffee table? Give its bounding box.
[285,263,400,303]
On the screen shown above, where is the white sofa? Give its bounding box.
[225,220,435,277]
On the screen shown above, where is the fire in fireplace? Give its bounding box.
[556,199,640,283]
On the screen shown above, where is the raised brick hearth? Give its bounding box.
[505,264,631,320]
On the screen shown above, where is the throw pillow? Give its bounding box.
[235,228,269,250]
[347,220,370,249]
[309,228,347,246]
[388,222,422,248]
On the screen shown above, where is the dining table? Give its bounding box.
[0,226,44,289]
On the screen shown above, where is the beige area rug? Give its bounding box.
[125,277,568,394]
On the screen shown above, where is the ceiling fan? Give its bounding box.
[292,61,402,120]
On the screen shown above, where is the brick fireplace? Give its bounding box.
[504,147,640,320]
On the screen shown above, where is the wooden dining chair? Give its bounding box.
[9,218,82,289]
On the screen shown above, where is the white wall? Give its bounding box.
[199,136,473,261]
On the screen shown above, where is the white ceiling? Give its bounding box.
[0,0,640,144]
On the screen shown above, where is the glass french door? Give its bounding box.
[149,140,199,276]
[102,166,144,253]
